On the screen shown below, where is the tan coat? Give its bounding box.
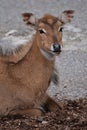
[0,10,74,116]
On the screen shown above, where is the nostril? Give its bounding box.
[53,43,61,52]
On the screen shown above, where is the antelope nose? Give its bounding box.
[53,43,61,52]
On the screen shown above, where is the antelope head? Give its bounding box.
[22,10,74,60]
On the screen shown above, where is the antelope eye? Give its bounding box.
[38,29,46,34]
[58,27,63,32]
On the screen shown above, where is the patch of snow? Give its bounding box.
[0,30,36,55]
[64,24,82,33]
[5,30,18,36]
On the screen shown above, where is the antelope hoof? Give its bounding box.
[42,96,62,113]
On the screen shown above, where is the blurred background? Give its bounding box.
[0,0,87,31]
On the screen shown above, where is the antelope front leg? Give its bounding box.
[9,107,45,116]
[41,94,62,113]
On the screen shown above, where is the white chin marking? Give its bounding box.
[50,45,54,51]
[40,48,55,60]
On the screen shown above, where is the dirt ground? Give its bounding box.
[0,98,87,130]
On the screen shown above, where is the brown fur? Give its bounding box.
[0,10,74,116]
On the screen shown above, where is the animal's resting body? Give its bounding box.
[0,10,74,116]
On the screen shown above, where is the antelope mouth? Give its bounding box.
[53,49,61,54]
[40,47,61,60]
[48,49,61,55]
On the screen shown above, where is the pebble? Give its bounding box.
[42,121,48,124]
[37,117,43,122]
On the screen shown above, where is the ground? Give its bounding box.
[0,98,87,130]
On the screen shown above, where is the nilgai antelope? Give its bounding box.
[0,10,74,116]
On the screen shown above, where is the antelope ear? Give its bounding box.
[22,13,37,27]
[8,42,32,63]
[59,10,74,24]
